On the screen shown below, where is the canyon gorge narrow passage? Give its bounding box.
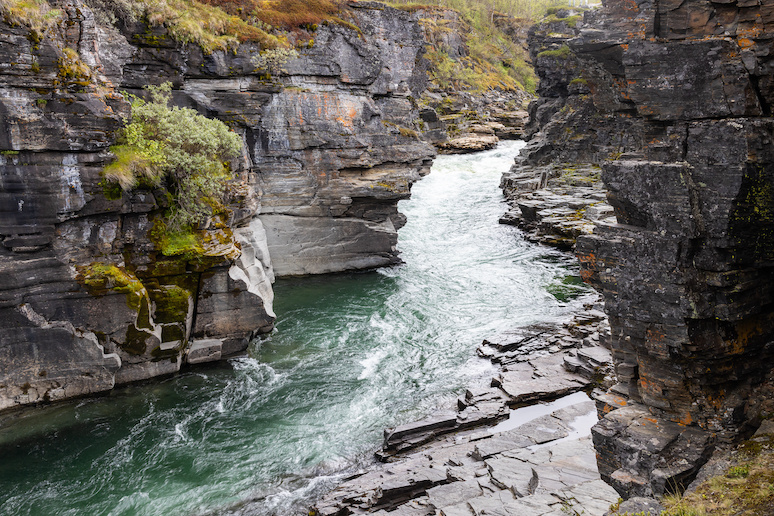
[0,141,591,515]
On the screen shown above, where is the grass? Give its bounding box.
[385,0,569,93]
[0,0,62,34]
[660,434,774,516]
[537,44,572,59]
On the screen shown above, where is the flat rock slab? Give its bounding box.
[312,305,616,516]
[440,134,499,153]
[497,373,586,403]
[427,479,483,510]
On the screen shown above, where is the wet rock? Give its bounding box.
[0,0,436,410]
[592,403,714,498]
[440,134,499,154]
[606,496,663,516]
[506,0,774,501]
[500,163,613,250]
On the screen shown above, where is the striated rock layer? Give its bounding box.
[514,0,774,500]
[0,0,434,411]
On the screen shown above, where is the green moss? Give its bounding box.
[161,324,186,343]
[123,325,151,356]
[569,77,588,86]
[77,262,146,311]
[57,47,92,88]
[537,44,572,59]
[150,341,183,361]
[153,285,192,323]
[1,150,19,155]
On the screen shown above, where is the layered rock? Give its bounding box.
[0,0,434,411]
[255,2,435,275]
[515,0,774,500]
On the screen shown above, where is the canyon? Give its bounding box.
[507,0,774,501]
[0,0,434,410]
[3,0,774,513]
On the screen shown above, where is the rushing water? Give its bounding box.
[0,140,590,516]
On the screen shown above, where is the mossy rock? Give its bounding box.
[76,262,147,311]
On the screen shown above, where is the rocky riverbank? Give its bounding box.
[508,0,774,505]
[311,296,622,515]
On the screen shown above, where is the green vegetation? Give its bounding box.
[7,0,355,53]
[537,44,571,59]
[57,47,93,88]
[103,82,242,230]
[386,0,569,93]
[660,435,774,516]
[77,262,147,310]
[0,0,62,33]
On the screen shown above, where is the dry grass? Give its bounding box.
[661,435,774,516]
[0,0,63,33]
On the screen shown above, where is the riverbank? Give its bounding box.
[311,295,621,516]
[311,143,620,515]
[1,141,598,515]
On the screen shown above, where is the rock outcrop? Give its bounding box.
[0,0,434,411]
[513,0,774,500]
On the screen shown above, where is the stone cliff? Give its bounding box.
[0,0,434,411]
[515,0,774,500]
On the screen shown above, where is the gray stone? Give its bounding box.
[186,339,223,365]
[607,496,663,516]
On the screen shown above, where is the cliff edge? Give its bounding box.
[515,0,774,501]
[0,0,434,411]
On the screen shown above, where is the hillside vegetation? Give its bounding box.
[1,0,568,90]
[386,0,568,92]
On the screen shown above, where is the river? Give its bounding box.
[0,140,589,515]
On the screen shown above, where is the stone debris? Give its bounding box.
[312,302,620,515]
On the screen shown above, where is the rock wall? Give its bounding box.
[516,0,774,499]
[0,0,434,411]
[256,2,435,275]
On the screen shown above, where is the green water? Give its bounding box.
[0,141,589,515]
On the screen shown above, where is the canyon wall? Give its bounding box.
[0,0,433,411]
[516,0,774,499]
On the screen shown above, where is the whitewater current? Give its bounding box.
[0,140,590,515]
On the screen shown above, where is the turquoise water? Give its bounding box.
[0,141,588,515]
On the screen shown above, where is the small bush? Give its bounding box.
[103,82,242,230]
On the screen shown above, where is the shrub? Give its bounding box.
[103,82,242,230]
[252,47,299,75]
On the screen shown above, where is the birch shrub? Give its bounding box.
[103,82,242,230]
